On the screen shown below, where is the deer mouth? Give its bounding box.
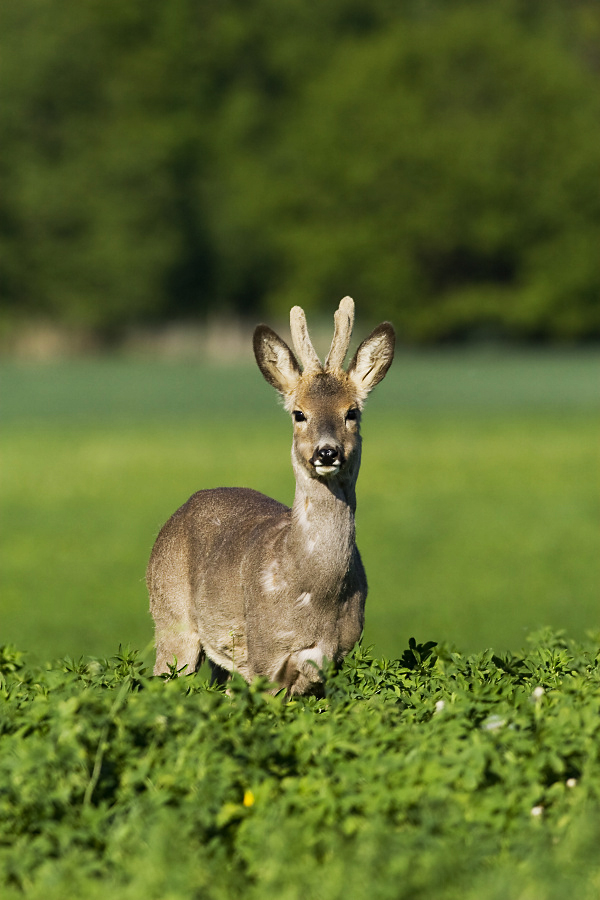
[307,443,346,478]
[310,448,344,477]
[313,460,341,477]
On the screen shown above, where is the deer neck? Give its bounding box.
[288,458,358,584]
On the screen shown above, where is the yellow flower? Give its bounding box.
[243,789,255,807]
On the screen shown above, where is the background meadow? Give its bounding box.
[2,0,599,665]
[2,348,598,664]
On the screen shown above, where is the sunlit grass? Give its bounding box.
[360,415,599,654]
[1,353,598,661]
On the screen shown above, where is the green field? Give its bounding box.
[1,350,598,664]
[3,635,600,899]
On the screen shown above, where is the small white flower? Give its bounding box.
[531,805,544,817]
[482,714,506,732]
[566,778,577,789]
[531,686,545,700]
[435,700,445,713]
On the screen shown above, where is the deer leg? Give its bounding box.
[153,626,204,676]
[209,660,230,687]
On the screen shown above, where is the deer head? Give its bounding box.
[253,297,395,494]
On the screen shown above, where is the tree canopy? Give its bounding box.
[1,0,599,342]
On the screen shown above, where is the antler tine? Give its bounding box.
[325,296,355,370]
[290,306,322,372]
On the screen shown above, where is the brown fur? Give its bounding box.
[147,298,395,695]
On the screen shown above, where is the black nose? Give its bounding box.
[318,446,338,464]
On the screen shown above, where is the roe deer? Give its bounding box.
[147,297,395,695]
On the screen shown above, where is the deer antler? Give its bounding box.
[290,306,322,373]
[325,296,355,371]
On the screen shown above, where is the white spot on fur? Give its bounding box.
[295,646,325,669]
[261,561,280,593]
[296,592,312,608]
[277,629,296,640]
[297,500,311,530]
[296,499,316,553]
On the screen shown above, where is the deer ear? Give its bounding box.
[347,323,395,395]
[253,325,301,395]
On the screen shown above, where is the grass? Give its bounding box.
[3,635,600,899]
[1,349,598,663]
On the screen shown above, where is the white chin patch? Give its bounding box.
[314,464,340,477]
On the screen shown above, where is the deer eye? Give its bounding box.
[346,408,358,421]
[292,410,306,423]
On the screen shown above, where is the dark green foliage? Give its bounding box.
[258,5,600,341]
[2,633,600,897]
[1,1,599,341]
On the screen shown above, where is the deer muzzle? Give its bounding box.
[311,444,345,475]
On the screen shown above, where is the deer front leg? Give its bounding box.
[153,623,204,676]
[273,646,327,697]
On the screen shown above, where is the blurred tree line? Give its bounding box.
[1,0,599,343]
